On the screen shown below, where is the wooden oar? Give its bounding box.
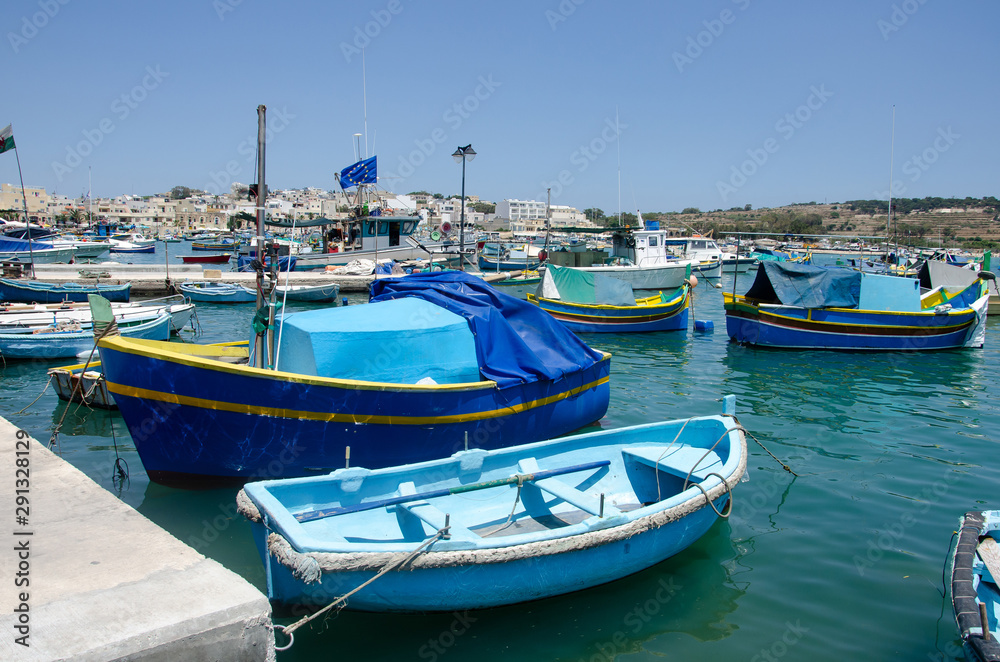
[294,459,611,523]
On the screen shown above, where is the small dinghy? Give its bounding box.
[238,396,747,614]
[177,281,257,303]
[952,511,1000,661]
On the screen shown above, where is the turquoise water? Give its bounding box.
[3,256,998,661]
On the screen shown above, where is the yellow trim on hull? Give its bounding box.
[105,375,611,425]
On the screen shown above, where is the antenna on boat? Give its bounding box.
[616,106,622,227]
[362,48,369,158]
[887,105,895,256]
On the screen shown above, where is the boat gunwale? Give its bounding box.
[240,416,745,562]
[99,335,612,393]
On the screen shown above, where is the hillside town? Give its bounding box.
[0,182,596,236]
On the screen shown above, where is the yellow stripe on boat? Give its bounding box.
[105,375,611,425]
[98,336,612,394]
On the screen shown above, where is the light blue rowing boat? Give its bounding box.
[238,397,747,613]
[178,281,257,303]
[952,511,1000,662]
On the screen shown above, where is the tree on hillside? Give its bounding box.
[170,186,193,200]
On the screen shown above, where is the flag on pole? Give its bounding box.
[339,156,377,188]
[0,125,14,155]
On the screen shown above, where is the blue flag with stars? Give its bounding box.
[339,156,377,188]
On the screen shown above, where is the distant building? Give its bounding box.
[0,183,49,223]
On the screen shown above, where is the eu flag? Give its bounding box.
[340,156,377,188]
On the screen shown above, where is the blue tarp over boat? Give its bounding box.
[0,236,54,252]
[370,271,606,388]
[742,261,861,308]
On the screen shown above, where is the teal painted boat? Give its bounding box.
[238,396,746,614]
[0,277,131,303]
[528,265,690,333]
[178,281,257,303]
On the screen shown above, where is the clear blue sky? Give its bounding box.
[2,0,996,215]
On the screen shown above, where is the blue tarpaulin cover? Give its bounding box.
[0,236,54,252]
[743,261,861,308]
[370,271,606,388]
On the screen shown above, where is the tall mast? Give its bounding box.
[254,104,267,368]
[887,105,895,247]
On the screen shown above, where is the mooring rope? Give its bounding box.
[691,471,735,518]
[731,418,798,477]
[275,525,451,652]
[15,376,51,415]
[49,318,119,448]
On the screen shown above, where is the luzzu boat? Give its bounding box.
[527,264,690,333]
[237,397,747,613]
[97,272,611,484]
[723,261,989,351]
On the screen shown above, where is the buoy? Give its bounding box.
[694,320,714,332]
[685,275,699,288]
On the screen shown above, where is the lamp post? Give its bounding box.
[452,144,476,270]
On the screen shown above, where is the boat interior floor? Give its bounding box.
[470,502,643,538]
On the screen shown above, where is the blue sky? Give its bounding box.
[2,0,996,214]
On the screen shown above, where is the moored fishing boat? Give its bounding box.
[48,360,116,408]
[951,510,1000,662]
[180,254,231,264]
[97,271,611,484]
[272,282,340,303]
[724,261,989,350]
[192,239,239,251]
[237,396,746,613]
[178,281,257,303]
[528,264,690,333]
[0,309,170,359]
[109,241,155,254]
[0,295,194,335]
[0,277,131,303]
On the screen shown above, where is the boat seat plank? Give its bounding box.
[623,445,723,482]
[979,537,1000,584]
[517,458,619,518]
[395,482,477,540]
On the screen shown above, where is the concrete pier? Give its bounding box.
[0,418,275,661]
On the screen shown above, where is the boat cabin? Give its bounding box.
[664,237,723,263]
[608,228,678,267]
[325,215,420,254]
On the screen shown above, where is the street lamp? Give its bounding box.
[452,144,476,270]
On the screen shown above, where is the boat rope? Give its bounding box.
[15,376,51,415]
[480,475,525,537]
[49,319,119,448]
[275,525,451,651]
[691,472,734,518]
[731,418,798,477]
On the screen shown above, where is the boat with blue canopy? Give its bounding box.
[723,261,989,350]
[528,264,690,333]
[97,271,611,484]
[237,396,746,614]
[0,277,131,303]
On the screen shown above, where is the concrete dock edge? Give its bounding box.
[0,417,275,661]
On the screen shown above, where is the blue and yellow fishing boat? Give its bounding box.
[527,264,690,333]
[724,261,989,351]
[97,272,611,484]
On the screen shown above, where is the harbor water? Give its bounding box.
[3,252,998,661]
